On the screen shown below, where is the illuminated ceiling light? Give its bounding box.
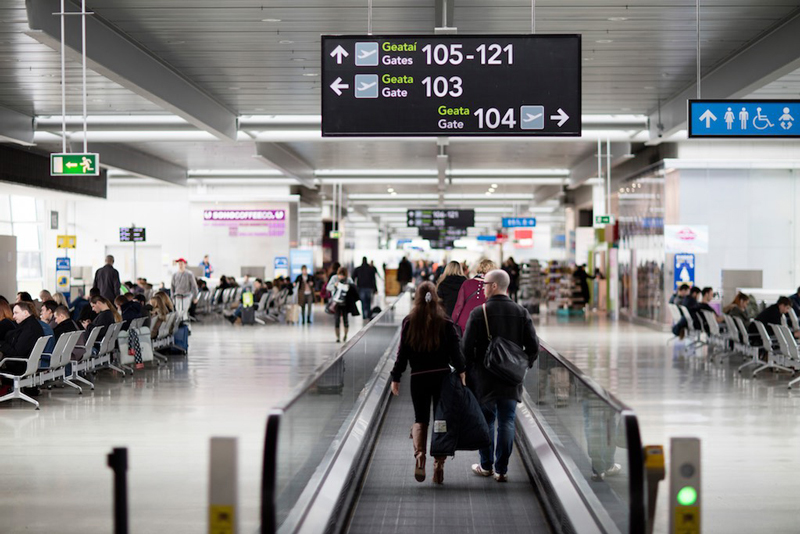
[261,18,282,22]
[279,40,294,45]
[302,72,318,77]
[596,39,614,44]
[608,17,628,21]
[491,183,498,188]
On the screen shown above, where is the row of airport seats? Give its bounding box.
[0,308,187,409]
[198,286,292,324]
[669,303,800,389]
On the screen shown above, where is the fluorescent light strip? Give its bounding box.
[189,169,284,177]
[349,194,534,201]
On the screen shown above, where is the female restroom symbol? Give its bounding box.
[724,107,735,130]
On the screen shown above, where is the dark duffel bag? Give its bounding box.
[481,304,529,386]
[430,372,492,457]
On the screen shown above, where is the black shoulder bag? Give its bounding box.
[481,304,529,386]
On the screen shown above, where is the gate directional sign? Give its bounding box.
[688,100,800,138]
[50,153,100,176]
[322,35,581,137]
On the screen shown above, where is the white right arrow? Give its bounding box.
[330,77,349,96]
[550,108,569,127]
[330,45,349,65]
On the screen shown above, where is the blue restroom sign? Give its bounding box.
[688,100,799,138]
[674,254,695,290]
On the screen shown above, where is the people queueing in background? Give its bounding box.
[295,265,316,325]
[436,261,467,317]
[452,259,497,334]
[462,270,539,482]
[327,266,358,343]
[390,282,466,484]
[94,255,121,303]
[414,260,430,285]
[0,301,45,396]
[171,258,198,321]
[397,257,413,290]
[573,264,590,307]
[200,255,214,278]
[0,298,15,340]
[353,257,379,319]
[503,257,520,302]
[723,292,751,322]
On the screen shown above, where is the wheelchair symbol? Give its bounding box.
[752,107,774,130]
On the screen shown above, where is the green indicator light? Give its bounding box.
[677,486,698,506]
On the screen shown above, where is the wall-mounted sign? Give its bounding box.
[56,235,76,249]
[203,209,286,237]
[50,153,99,176]
[594,215,614,226]
[274,256,289,278]
[50,211,59,230]
[56,273,70,291]
[322,35,581,137]
[290,249,315,280]
[119,227,146,242]
[688,100,799,138]
[674,253,695,290]
[55,257,71,271]
[502,217,536,228]
[665,225,709,254]
[407,209,475,229]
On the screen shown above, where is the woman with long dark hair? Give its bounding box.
[390,282,465,484]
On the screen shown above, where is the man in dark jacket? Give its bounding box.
[397,257,413,288]
[462,269,539,482]
[93,255,121,302]
[749,297,796,342]
[53,306,81,341]
[353,257,378,319]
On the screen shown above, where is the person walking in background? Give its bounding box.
[200,255,214,278]
[451,259,497,334]
[397,257,413,290]
[294,265,316,324]
[327,267,358,343]
[436,261,467,317]
[93,255,121,303]
[503,257,520,302]
[574,264,590,308]
[353,256,378,319]
[462,269,539,482]
[390,282,465,484]
[171,258,198,321]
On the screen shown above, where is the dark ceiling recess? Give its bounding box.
[0,145,107,198]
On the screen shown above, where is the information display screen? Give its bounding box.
[407,209,475,229]
[322,35,581,136]
[120,227,146,242]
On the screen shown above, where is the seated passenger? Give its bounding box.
[749,296,798,341]
[40,300,58,329]
[70,288,90,322]
[0,298,15,341]
[155,291,174,313]
[698,287,724,329]
[682,286,703,329]
[53,305,81,342]
[149,297,168,339]
[37,304,56,363]
[82,296,120,340]
[39,290,53,303]
[670,284,691,305]
[116,294,144,330]
[52,292,69,308]
[226,279,264,324]
[0,301,45,380]
[790,287,800,316]
[78,288,100,325]
[723,293,751,323]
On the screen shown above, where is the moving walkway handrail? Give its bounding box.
[261,291,409,533]
[534,340,646,534]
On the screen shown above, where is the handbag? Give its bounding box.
[481,304,529,386]
[324,300,337,315]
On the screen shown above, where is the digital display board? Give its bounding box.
[407,209,475,229]
[120,227,146,242]
[322,35,581,137]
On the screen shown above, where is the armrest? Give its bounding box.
[0,357,27,365]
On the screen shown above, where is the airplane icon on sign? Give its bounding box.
[358,81,377,91]
[523,112,543,122]
[358,49,377,59]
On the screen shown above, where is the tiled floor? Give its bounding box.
[0,307,364,534]
[536,313,800,534]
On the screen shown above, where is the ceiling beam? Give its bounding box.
[77,143,187,186]
[25,0,238,141]
[568,142,632,189]
[254,143,316,190]
[0,107,35,146]
[648,11,800,140]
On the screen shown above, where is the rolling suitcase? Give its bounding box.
[241,306,256,325]
[173,323,190,354]
[286,304,301,324]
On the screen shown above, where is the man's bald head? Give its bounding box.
[484,269,510,298]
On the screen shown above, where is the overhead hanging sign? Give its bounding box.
[407,209,475,229]
[502,217,536,228]
[688,100,799,138]
[322,35,582,137]
[119,227,146,242]
[50,153,100,176]
[665,225,709,254]
[594,214,614,226]
[56,235,76,249]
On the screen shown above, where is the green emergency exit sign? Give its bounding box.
[595,215,614,225]
[50,153,100,176]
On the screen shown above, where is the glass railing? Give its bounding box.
[261,292,410,533]
[523,341,645,534]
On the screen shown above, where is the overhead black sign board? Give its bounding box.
[120,227,146,242]
[322,35,581,137]
[407,209,475,229]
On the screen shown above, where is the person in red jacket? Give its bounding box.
[451,259,497,333]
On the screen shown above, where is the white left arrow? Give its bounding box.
[330,45,349,65]
[65,162,78,168]
[550,108,569,127]
[330,77,349,96]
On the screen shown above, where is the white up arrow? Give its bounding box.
[330,77,350,96]
[699,109,717,128]
[330,45,349,65]
[550,108,570,127]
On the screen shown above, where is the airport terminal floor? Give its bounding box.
[3,305,798,534]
